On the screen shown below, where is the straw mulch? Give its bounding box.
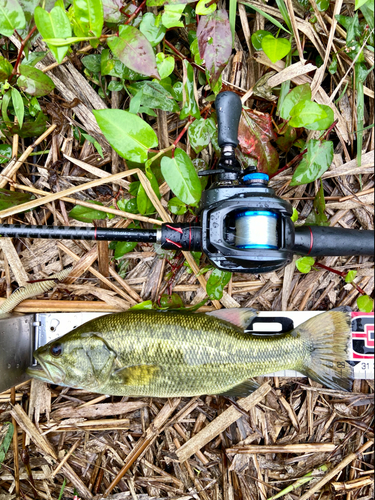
[0,0,374,497]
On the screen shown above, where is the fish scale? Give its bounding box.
[28,308,353,397]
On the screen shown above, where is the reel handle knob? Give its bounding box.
[215,91,242,148]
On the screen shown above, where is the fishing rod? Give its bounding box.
[0,92,373,273]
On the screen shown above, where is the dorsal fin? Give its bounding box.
[206,308,257,330]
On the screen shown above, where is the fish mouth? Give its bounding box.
[27,355,65,384]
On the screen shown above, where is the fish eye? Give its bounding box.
[50,343,63,357]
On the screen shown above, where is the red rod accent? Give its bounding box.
[166,224,183,234]
[94,228,98,240]
[166,238,182,249]
[189,225,192,251]
[307,227,314,255]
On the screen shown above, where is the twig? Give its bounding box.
[298,440,374,500]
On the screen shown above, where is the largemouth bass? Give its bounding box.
[27,308,353,397]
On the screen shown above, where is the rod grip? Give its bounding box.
[215,91,242,148]
[294,226,375,257]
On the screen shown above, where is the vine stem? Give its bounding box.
[314,262,366,295]
[10,25,38,81]
[124,0,147,25]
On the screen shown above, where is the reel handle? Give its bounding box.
[293,226,375,257]
[215,91,242,148]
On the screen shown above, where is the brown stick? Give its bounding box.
[298,440,374,500]
[103,398,181,497]
[12,182,161,225]
[10,405,93,499]
[11,387,20,498]
[226,443,336,454]
[0,125,57,189]
[176,383,272,463]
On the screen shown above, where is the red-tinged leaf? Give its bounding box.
[197,9,231,87]
[238,109,279,175]
[108,25,160,79]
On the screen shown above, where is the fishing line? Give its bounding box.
[235,211,278,250]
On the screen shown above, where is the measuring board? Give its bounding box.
[32,310,374,380]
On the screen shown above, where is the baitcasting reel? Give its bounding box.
[0,92,373,273]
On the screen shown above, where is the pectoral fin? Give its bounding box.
[114,365,161,386]
[218,379,260,398]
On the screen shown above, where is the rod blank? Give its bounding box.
[0,224,157,243]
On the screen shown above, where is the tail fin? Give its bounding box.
[295,307,353,392]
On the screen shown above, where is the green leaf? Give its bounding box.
[188,116,217,154]
[196,0,216,15]
[140,12,166,47]
[0,187,34,210]
[114,223,139,258]
[261,34,291,64]
[180,60,201,120]
[161,148,202,205]
[345,270,358,283]
[0,0,26,37]
[328,54,338,75]
[117,197,139,214]
[206,269,232,300]
[162,4,185,28]
[21,51,48,68]
[279,83,311,121]
[296,256,315,274]
[34,5,72,64]
[316,0,329,11]
[108,25,160,79]
[42,36,98,46]
[251,30,272,50]
[335,13,361,46]
[93,109,158,163]
[291,139,334,185]
[0,144,12,164]
[1,111,47,138]
[11,88,24,129]
[305,179,329,226]
[156,53,175,80]
[289,101,334,130]
[229,0,237,46]
[82,54,101,73]
[17,65,55,97]
[355,0,370,10]
[159,293,185,309]
[130,300,154,310]
[168,197,187,215]
[81,133,104,158]
[108,80,123,92]
[69,201,108,223]
[291,207,299,222]
[357,295,374,313]
[73,0,104,43]
[275,0,292,31]
[240,0,291,34]
[0,423,14,466]
[0,56,13,83]
[360,0,374,30]
[197,9,232,87]
[127,80,179,113]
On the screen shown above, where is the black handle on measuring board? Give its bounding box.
[293,226,375,257]
[215,91,242,148]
